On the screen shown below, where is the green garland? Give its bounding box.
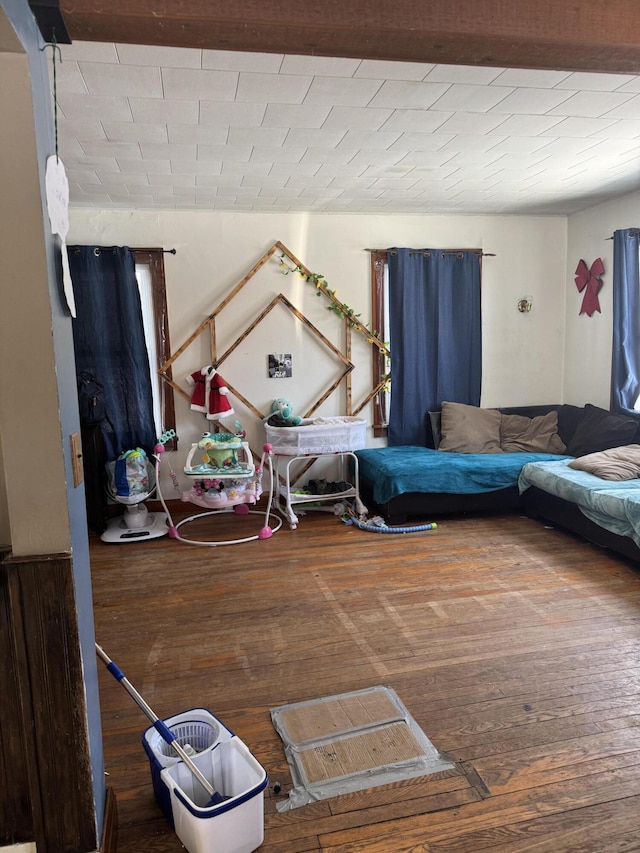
[278,253,390,362]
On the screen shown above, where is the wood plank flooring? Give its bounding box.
[89,507,640,852]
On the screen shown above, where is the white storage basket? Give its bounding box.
[266,416,367,455]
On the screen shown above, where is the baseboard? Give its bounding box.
[100,787,118,853]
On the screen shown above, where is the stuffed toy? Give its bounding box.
[265,397,302,427]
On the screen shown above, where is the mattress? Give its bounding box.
[519,459,640,547]
[355,446,569,505]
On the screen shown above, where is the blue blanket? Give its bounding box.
[519,459,640,547]
[355,446,569,505]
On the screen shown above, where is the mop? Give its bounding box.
[95,643,227,805]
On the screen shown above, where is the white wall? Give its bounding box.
[68,209,568,488]
[565,188,640,408]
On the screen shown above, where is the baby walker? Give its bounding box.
[155,430,281,546]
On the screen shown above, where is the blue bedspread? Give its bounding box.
[519,459,640,547]
[355,446,569,505]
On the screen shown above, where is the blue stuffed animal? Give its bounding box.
[265,397,302,427]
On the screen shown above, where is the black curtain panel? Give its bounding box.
[69,245,157,460]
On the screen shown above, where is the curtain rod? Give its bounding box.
[606,229,640,239]
[70,246,177,255]
[364,248,496,256]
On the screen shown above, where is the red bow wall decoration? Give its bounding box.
[575,257,604,317]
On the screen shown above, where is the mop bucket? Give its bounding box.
[160,738,268,853]
[142,708,230,826]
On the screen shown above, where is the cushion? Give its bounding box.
[428,411,442,449]
[566,404,639,456]
[500,411,566,454]
[568,444,640,480]
[438,402,503,453]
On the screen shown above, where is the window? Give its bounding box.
[134,249,176,449]
[370,250,391,437]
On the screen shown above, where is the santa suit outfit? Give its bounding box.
[186,366,234,420]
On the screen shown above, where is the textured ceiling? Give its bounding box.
[53,40,640,216]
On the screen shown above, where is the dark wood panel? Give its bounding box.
[0,559,34,844]
[4,553,98,853]
[60,0,640,73]
[88,508,640,851]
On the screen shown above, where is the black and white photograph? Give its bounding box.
[268,353,293,378]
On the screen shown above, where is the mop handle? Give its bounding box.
[95,643,217,799]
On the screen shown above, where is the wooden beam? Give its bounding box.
[60,0,640,73]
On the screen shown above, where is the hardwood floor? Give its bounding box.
[89,507,640,852]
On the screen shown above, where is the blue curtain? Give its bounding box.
[611,228,640,415]
[387,248,482,446]
[69,246,157,460]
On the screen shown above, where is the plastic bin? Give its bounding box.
[142,709,230,826]
[160,737,268,853]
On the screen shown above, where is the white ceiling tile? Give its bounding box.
[434,112,509,135]
[199,101,266,126]
[129,97,198,124]
[315,163,367,178]
[65,155,120,171]
[284,128,346,147]
[547,90,636,117]
[56,137,90,159]
[347,149,407,167]
[115,43,202,68]
[601,94,640,119]
[487,114,565,135]
[66,168,100,184]
[303,76,384,107]
[426,65,506,85]
[237,72,312,104]
[280,55,361,76]
[96,171,149,186]
[367,80,451,110]
[58,119,106,141]
[141,142,196,160]
[162,68,238,101]
[439,135,505,153]
[60,42,118,63]
[82,140,142,159]
[116,158,172,174]
[250,146,305,164]
[198,144,252,162]
[590,119,640,138]
[270,162,321,177]
[167,125,228,145]
[556,71,637,91]
[57,93,132,122]
[148,174,196,187]
[228,127,288,146]
[202,50,282,72]
[354,59,433,80]
[172,160,222,175]
[336,130,402,150]
[78,62,162,98]
[617,77,640,93]
[538,116,619,137]
[322,106,393,131]
[221,162,272,176]
[388,132,454,152]
[285,175,332,188]
[490,88,576,114]
[241,175,286,188]
[379,109,452,133]
[492,68,572,88]
[262,103,331,129]
[103,121,168,143]
[298,148,359,165]
[483,135,551,154]
[52,60,88,95]
[196,175,242,187]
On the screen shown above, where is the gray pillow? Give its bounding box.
[568,444,640,480]
[500,411,566,454]
[438,402,502,453]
